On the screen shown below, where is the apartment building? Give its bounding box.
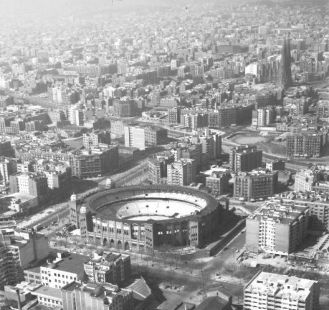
[294,169,317,192]
[0,231,49,289]
[40,253,88,289]
[246,201,309,254]
[9,173,48,197]
[206,171,231,195]
[124,125,167,150]
[83,252,131,285]
[61,281,133,310]
[167,159,196,186]
[230,145,262,172]
[82,130,111,149]
[234,169,278,201]
[70,145,119,178]
[244,271,319,310]
[286,132,323,159]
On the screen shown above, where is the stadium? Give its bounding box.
[72,185,228,253]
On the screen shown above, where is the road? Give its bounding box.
[52,228,247,302]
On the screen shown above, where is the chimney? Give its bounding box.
[16,288,22,310]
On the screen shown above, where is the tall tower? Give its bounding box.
[280,38,293,89]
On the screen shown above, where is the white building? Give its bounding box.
[0,160,9,184]
[244,271,319,310]
[16,174,31,195]
[257,108,266,127]
[245,62,258,76]
[40,253,85,289]
[68,105,83,126]
[32,285,63,308]
[124,126,146,150]
[294,169,316,192]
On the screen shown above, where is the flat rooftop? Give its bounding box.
[245,272,317,301]
[61,281,82,292]
[249,201,308,224]
[41,253,89,275]
[32,285,62,300]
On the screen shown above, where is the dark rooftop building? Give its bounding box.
[196,296,233,310]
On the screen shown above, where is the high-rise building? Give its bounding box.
[253,107,276,127]
[148,154,174,184]
[244,271,319,310]
[206,171,231,195]
[68,106,83,126]
[113,98,136,117]
[234,169,278,201]
[180,111,208,130]
[272,196,329,231]
[167,159,196,186]
[286,133,322,159]
[124,125,167,150]
[168,107,181,124]
[294,169,317,192]
[230,145,262,173]
[0,141,15,157]
[82,131,111,149]
[9,173,48,197]
[246,201,309,254]
[172,143,202,173]
[280,38,293,89]
[70,145,119,178]
[198,131,222,161]
[0,231,49,289]
[124,126,146,150]
[0,157,17,185]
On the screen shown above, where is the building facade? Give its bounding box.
[234,169,278,201]
[70,145,119,178]
[124,125,167,150]
[83,252,131,285]
[244,271,319,310]
[286,133,323,159]
[167,159,196,186]
[230,145,262,173]
[61,281,133,310]
[246,201,309,254]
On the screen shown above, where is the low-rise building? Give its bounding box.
[61,281,133,310]
[40,252,88,289]
[32,285,63,309]
[83,252,131,285]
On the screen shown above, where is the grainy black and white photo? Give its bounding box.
[0,0,328,309]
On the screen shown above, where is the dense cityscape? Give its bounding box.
[0,0,329,309]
